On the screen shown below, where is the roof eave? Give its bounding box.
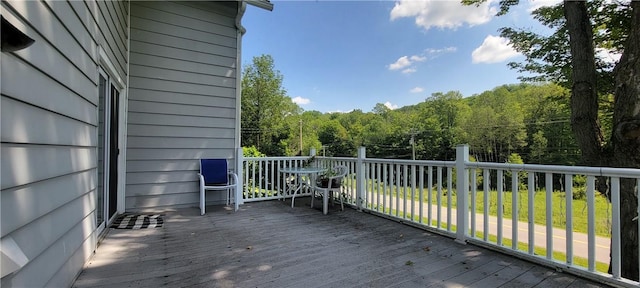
[245,0,273,11]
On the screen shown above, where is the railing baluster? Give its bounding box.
[353,161,357,203]
[265,160,270,195]
[369,162,373,208]
[365,162,370,209]
[244,160,253,199]
[411,164,416,221]
[528,172,535,254]
[276,160,282,198]
[345,160,349,203]
[545,172,553,260]
[395,163,400,217]
[471,168,477,238]
[565,173,573,265]
[447,167,453,232]
[375,163,380,212]
[259,160,263,196]
[272,160,276,196]
[367,162,372,208]
[512,170,518,250]
[437,166,442,229]
[611,177,621,279]
[404,164,409,219]
[483,169,489,241]
[428,166,433,227]
[419,165,424,224]
[243,160,249,200]
[587,175,596,271]
[383,163,388,215]
[497,169,503,246]
[251,159,256,199]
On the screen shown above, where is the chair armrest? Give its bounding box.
[227,171,239,185]
[197,173,205,188]
[328,173,346,183]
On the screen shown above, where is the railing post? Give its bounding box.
[236,147,244,208]
[309,148,316,157]
[455,145,469,244]
[356,146,366,211]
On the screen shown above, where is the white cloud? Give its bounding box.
[384,101,399,110]
[472,35,520,64]
[426,47,457,54]
[528,0,562,12]
[410,55,426,62]
[291,96,310,105]
[410,87,424,93]
[389,56,412,70]
[328,109,354,114]
[390,0,498,30]
[390,47,457,73]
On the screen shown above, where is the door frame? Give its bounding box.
[97,46,127,234]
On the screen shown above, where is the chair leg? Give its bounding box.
[322,190,329,215]
[200,189,205,215]
[233,187,239,211]
[331,190,344,211]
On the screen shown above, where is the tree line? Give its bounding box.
[241,58,588,166]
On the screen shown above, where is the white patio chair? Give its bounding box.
[311,165,348,214]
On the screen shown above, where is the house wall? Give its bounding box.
[126,1,239,210]
[0,0,128,287]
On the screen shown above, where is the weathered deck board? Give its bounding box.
[73,199,610,288]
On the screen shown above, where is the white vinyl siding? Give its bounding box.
[126,1,238,210]
[1,0,243,285]
[0,1,127,287]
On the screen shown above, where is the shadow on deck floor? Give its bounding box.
[73,198,608,288]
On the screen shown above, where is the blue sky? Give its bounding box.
[241,0,559,113]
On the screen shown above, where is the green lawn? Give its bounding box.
[360,179,612,237]
[245,176,613,238]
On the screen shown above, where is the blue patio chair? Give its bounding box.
[198,159,239,215]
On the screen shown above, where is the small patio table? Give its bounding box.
[279,167,326,210]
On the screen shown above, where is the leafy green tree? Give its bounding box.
[426,91,470,160]
[242,146,266,158]
[241,54,300,156]
[505,153,527,191]
[461,85,526,162]
[464,0,640,280]
[522,84,579,165]
[529,130,548,163]
[372,103,391,116]
[317,119,353,156]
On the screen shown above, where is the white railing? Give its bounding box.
[240,145,640,287]
[240,156,310,202]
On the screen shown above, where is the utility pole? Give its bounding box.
[409,130,416,160]
[299,119,303,155]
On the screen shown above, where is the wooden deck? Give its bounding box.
[73,199,608,288]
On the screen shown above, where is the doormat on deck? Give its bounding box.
[111,214,163,229]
